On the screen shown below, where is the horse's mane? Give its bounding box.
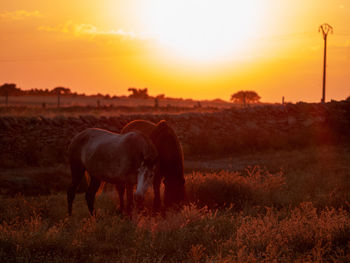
[151,121,185,205]
[150,120,184,180]
[121,120,156,136]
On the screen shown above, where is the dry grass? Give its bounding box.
[1,166,350,262]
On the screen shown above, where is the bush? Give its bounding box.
[186,167,286,209]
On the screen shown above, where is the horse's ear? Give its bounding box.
[157,120,168,129]
[150,120,167,140]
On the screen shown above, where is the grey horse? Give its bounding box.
[67,128,158,216]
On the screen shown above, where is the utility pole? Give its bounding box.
[319,23,333,103]
[57,89,61,108]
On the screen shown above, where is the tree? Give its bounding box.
[51,87,71,95]
[230,90,261,106]
[51,87,71,107]
[127,87,149,99]
[0,83,21,106]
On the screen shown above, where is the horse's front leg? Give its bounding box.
[126,183,134,215]
[153,174,162,212]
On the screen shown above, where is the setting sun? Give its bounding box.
[1,0,350,101]
[142,0,265,61]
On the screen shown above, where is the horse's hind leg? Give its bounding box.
[85,176,101,216]
[115,183,125,214]
[126,183,134,215]
[67,163,85,216]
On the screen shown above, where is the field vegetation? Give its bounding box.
[0,103,225,118]
[1,146,350,262]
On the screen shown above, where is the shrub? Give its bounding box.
[186,167,286,209]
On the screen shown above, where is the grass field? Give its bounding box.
[1,146,350,262]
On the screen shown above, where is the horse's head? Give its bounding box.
[151,120,186,206]
[134,158,158,202]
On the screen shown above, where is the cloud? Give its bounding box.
[36,21,154,57]
[0,10,43,20]
[38,21,141,39]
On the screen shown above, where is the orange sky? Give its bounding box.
[1,0,349,102]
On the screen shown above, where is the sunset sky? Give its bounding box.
[1,0,349,102]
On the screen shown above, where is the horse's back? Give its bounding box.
[69,128,114,160]
[121,120,156,136]
[69,128,154,182]
[68,128,119,170]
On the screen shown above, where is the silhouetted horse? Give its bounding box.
[121,120,186,211]
[67,128,158,216]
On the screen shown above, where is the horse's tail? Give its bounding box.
[96,181,105,197]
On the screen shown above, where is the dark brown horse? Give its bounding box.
[67,128,158,216]
[121,120,186,211]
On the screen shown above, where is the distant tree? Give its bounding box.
[127,87,137,97]
[52,86,70,107]
[346,96,350,101]
[156,94,165,99]
[0,83,21,106]
[128,87,149,99]
[51,87,71,95]
[230,90,261,106]
[195,101,202,108]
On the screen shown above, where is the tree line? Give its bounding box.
[0,83,79,97]
[0,83,168,101]
[1,83,262,105]
[0,83,156,99]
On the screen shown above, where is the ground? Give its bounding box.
[1,145,350,262]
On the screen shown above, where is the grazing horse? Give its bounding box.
[67,128,158,216]
[121,120,186,211]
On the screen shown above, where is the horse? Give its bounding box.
[67,128,158,216]
[121,120,186,211]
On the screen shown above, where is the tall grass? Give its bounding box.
[1,168,350,262]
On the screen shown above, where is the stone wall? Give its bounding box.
[1,101,349,168]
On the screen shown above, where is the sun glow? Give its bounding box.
[143,0,265,62]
